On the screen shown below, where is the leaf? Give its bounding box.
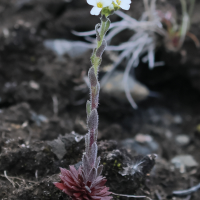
[96,40,107,58]
[82,154,90,176]
[89,142,98,166]
[97,165,103,177]
[95,23,101,42]
[88,67,97,87]
[81,169,87,183]
[91,48,97,66]
[86,101,91,120]
[87,109,98,131]
[104,18,111,35]
[85,133,90,154]
[95,156,101,168]
[88,167,97,183]
[94,129,98,141]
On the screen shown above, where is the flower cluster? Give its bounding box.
[87,0,131,15]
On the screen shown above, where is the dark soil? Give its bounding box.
[0,0,200,200]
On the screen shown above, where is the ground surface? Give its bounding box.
[0,0,200,200]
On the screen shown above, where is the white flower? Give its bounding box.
[87,0,113,15]
[114,0,131,10]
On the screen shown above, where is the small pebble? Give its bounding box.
[102,71,150,102]
[120,135,159,155]
[171,155,198,169]
[173,115,182,124]
[175,134,190,146]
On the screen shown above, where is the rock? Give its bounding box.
[175,135,190,146]
[101,148,156,194]
[48,133,84,160]
[47,136,67,160]
[101,71,150,103]
[171,155,198,169]
[120,134,159,155]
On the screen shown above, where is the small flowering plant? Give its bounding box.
[54,1,151,200]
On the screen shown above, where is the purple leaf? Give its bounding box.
[97,165,103,177]
[88,67,97,87]
[96,40,107,58]
[85,133,90,154]
[95,156,100,168]
[87,109,98,131]
[89,142,98,166]
[88,167,97,183]
[82,154,90,176]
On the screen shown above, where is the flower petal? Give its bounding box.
[87,0,96,6]
[90,7,102,15]
[120,0,131,10]
[101,0,113,7]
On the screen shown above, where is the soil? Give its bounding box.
[0,0,200,200]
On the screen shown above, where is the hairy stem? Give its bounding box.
[86,15,110,162]
[98,21,106,47]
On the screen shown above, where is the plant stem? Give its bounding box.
[98,21,106,48]
[87,15,110,150]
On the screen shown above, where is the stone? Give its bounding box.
[101,71,150,103]
[171,155,198,168]
[120,134,159,155]
[175,135,190,146]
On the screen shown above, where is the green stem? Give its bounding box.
[97,21,106,48]
[93,18,108,76]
